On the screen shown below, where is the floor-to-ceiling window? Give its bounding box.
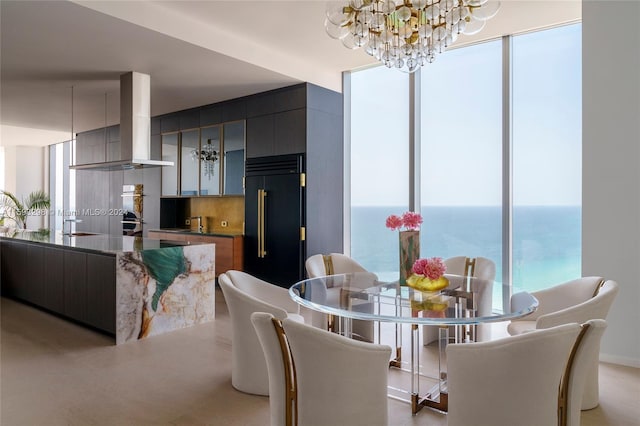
[512,24,582,290]
[350,66,410,281]
[349,23,582,293]
[48,140,75,231]
[420,39,503,275]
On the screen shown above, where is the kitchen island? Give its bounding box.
[148,229,242,276]
[0,230,216,344]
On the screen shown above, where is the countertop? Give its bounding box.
[149,228,243,238]
[0,229,206,254]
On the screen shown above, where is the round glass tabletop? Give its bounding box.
[289,272,538,325]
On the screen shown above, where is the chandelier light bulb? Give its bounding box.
[191,139,219,180]
[325,0,500,73]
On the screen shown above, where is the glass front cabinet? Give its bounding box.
[161,120,245,197]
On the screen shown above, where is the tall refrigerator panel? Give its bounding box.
[244,154,305,288]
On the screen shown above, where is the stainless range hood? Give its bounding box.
[70,72,174,171]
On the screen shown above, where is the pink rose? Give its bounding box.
[385,214,403,231]
[412,257,446,280]
[412,258,429,275]
[401,211,423,230]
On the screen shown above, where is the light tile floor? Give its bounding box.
[1,289,638,425]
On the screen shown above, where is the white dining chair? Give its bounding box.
[251,311,392,426]
[218,271,304,396]
[250,312,292,426]
[305,253,375,342]
[560,319,608,426]
[508,277,619,409]
[446,322,582,426]
[423,256,496,345]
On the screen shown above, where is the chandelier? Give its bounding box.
[325,0,501,73]
[191,139,218,180]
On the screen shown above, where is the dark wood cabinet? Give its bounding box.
[63,250,87,322]
[1,239,117,334]
[221,99,247,122]
[0,240,25,298]
[246,108,305,158]
[246,115,275,158]
[161,114,180,133]
[246,84,306,117]
[180,108,200,130]
[244,83,345,268]
[86,254,116,333]
[43,247,64,312]
[200,105,223,127]
[25,244,45,306]
[274,108,306,155]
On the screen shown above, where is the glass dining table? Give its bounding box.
[289,272,539,415]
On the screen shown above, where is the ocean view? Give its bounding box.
[351,206,581,294]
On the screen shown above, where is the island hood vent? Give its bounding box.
[70,72,174,171]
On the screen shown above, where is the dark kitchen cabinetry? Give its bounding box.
[244,155,305,287]
[76,125,121,165]
[243,84,344,286]
[160,121,245,197]
[86,253,116,333]
[0,240,26,298]
[43,247,64,313]
[0,238,116,335]
[246,109,306,158]
[64,250,88,322]
[1,240,66,313]
[26,244,45,306]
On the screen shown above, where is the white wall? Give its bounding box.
[1,145,47,229]
[582,0,640,367]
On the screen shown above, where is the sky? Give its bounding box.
[350,23,582,207]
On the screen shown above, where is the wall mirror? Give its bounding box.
[223,120,245,195]
[161,132,179,196]
[181,129,200,196]
[200,126,222,196]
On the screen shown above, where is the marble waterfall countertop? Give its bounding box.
[0,229,198,254]
[116,242,216,344]
[0,228,216,344]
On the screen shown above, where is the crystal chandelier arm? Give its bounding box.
[325,0,500,72]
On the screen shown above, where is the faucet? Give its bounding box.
[63,218,82,235]
[188,216,203,233]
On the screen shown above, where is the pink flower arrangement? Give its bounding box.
[412,257,446,280]
[385,211,423,231]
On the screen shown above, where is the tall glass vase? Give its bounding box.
[399,230,420,286]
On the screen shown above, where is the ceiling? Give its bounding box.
[0,0,580,147]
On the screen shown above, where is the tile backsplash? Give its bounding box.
[186,197,244,234]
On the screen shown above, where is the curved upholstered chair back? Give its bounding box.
[508,277,619,409]
[425,256,496,344]
[218,271,303,396]
[561,319,608,426]
[305,253,368,277]
[447,323,582,426]
[305,253,375,341]
[282,316,391,426]
[251,312,391,426]
[536,279,618,330]
[225,270,301,314]
[250,312,290,426]
[444,256,496,281]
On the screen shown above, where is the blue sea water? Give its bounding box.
[350,206,581,293]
